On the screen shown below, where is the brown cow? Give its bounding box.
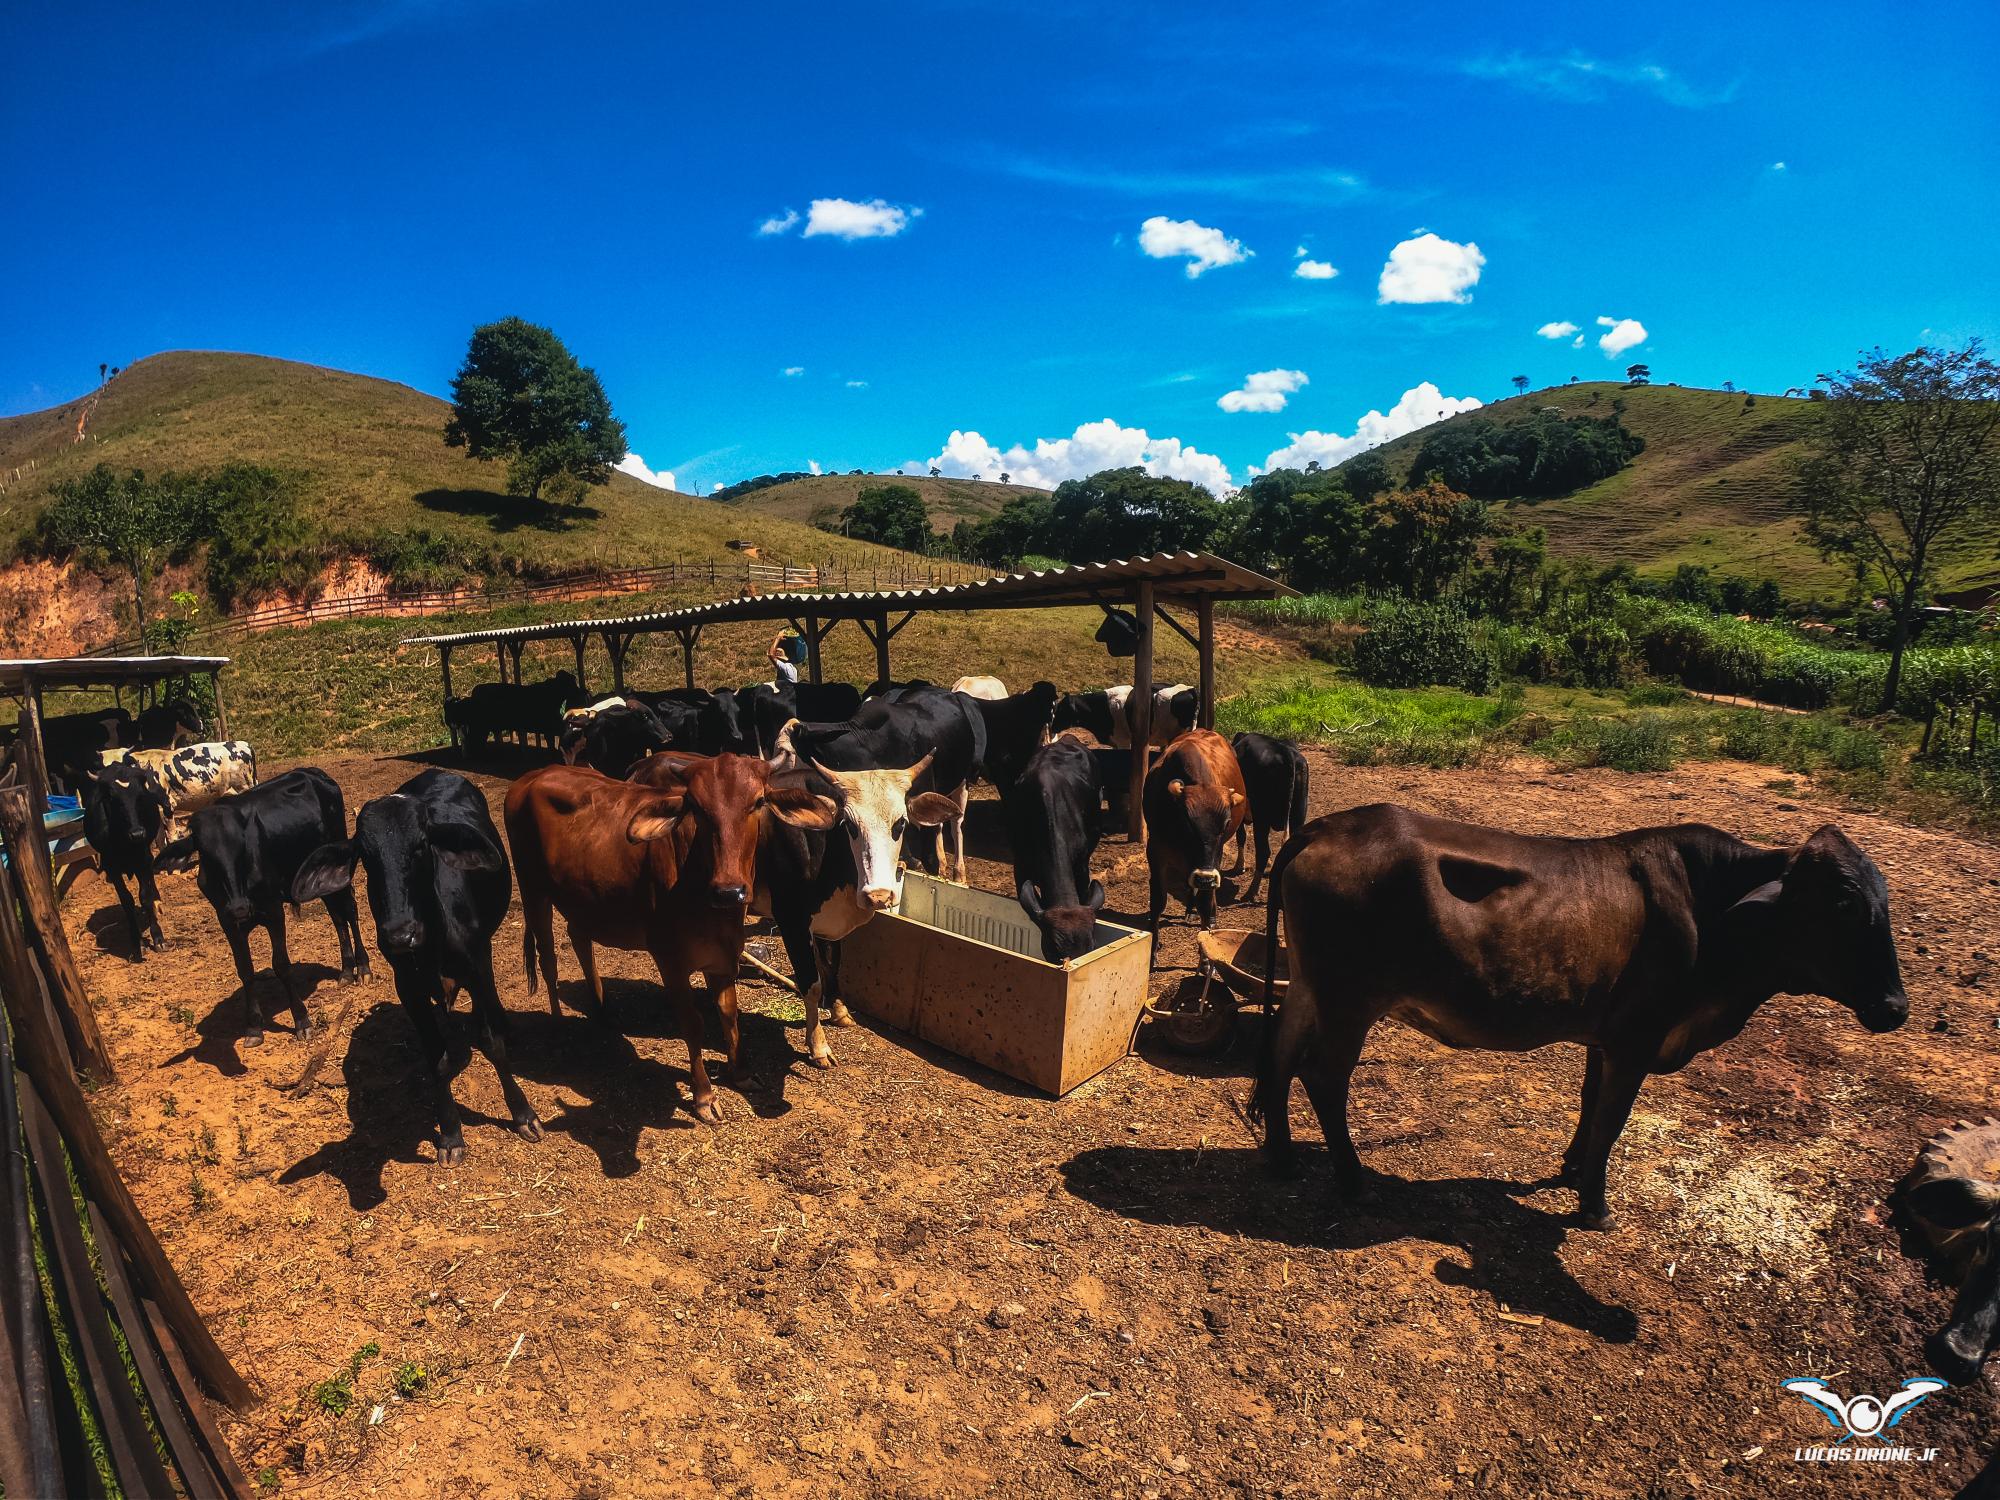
[504,755,835,1122]
[1253,805,1908,1229]
[1142,729,1247,937]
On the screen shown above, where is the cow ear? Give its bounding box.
[1905,1176,2000,1232]
[156,834,197,873]
[1229,789,1245,809]
[1167,778,1187,797]
[293,840,358,903]
[906,792,959,828]
[1729,878,1784,913]
[428,820,505,873]
[768,788,839,830]
[626,793,686,843]
[1085,879,1107,912]
[1018,880,1045,918]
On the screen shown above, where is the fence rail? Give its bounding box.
[90,554,992,655]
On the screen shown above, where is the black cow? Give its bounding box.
[772,690,982,880]
[1007,734,1106,962]
[632,689,739,755]
[293,770,541,1164]
[560,702,683,776]
[959,680,1058,795]
[158,768,371,1041]
[1254,808,1909,1229]
[445,671,582,756]
[81,761,172,957]
[38,706,135,791]
[135,697,205,749]
[862,678,934,700]
[1230,732,1310,903]
[746,682,864,760]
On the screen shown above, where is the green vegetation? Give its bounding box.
[444,318,626,506]
[310,1341,382,1417]
[1408,407,1645,498]
[955,466,1222,568]
[1797,341,2000,710]
[1218,676,1522,767]
[34,463,212,644]
[721,471,1032,535]
[838,483,930,551]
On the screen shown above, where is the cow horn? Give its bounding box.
[1018,879,1045,919]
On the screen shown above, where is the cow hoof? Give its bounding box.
[692,1100,724,1125]
[1578,1206,1614,1232]
[829,1003,856,1027]
[810,1051,836,1070]
[239,1029,265,1048]
[293,1020,315,1041]
[514,1117,544,1143]
[1263,1148,1302,1181]
[438,1143,467,1167]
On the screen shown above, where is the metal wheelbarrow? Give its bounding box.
[1142,928,1288,1054]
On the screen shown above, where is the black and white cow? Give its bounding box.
[559,701,681,777]
[135,697,205,749]
[958,680,1059,796]
[1007,734,1107,963]
[293,769,542,1164]
[104,740,258,837]
[1053,684,1198,750]
[159,768,370,1041]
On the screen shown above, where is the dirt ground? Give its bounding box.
[68,748,2000,1498]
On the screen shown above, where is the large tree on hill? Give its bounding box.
[1797,341,2000,711]
[444,318,627,505]
[840,484,931,552]
[36,466,213,650]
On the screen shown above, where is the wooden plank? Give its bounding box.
[16,674,53,853]
[140,1294,256,1499]
[1197,596,1215,729]
[0,823,255,1412]
[0,792,115,1083]
[0,994,62,1500]
[20,1086,179,1500]
[209,669,230,740]
[1127,581,1154,842]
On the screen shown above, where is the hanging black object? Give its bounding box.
[1095,610,1138,658]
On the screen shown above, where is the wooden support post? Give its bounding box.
[606,633,630,693]
[210,668,229,740]
[1127,581,1154,842]
[804,615,823,685]
[506,643,526,745]
[0,795,114,1084]
[1197,596,1215,729]
[16,677,52,854]
[494,640,509,685]
[678,627,701,690]
[569,633,588,695]
[439,644,455,703]
[872,611,891,686]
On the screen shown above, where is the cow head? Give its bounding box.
[1020,877,1107,964]
[83,762,170,853]
[293,793,506,955]
[804,752,959,912]
[1052,693,1104,741]
[627,752,835,909]
[1725,825,1907,1033]
[1160,773,1244,928]
[1906,1175,2000,1384]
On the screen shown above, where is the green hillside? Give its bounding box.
[0,351,934,578]
[722,472,1039,534]
[1355,382,1999,600]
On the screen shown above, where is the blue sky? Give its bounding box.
[4,1,1995,495]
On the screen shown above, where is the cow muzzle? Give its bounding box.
[710,884,749,910]
[1190,868,1222,891]
[1857,990,1909,1034]
[379,920,426,955]
[862,887,896,911]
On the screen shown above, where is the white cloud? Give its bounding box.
[913,418,1236,497]
[1771,160,1787,171]
[1536,320,1579,339]
[1138,215,1251,278]
[845,379,869,389]
[1572,335,1585,349]
[1378,233,1485,304]
[1294,244,1309,258]
[614,452,677,491]
[1293,258,1338,280]
[757,208,800,237]
[1595,315,1648,356]
[1218,369,1309,414]
[1257,382,1483,473]
[803,197,918,239]
[1459,53,1736,108]
[808,460,822,476]
[781,365,805,377]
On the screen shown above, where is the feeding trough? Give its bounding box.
[839,873,1154,1096]
[1143,927,1289,1054]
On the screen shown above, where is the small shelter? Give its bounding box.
[1,656,231,856]
[403,552,1295,838]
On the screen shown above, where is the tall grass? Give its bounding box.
[1219,675,1522,767]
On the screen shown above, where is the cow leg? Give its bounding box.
[1571,1056,1646,1231]
[222,923,266,1042]
[1244,820,1272,905]
[569,926,608,1023]
[777,913,835,1068]
[1297,1015,1373,1198]
[1146,862,1166,937]
[661,971,722,1124]
[1230,820,1247,875]
[266,912,314,1039]
[1254,971,1319,1176]
[326,889,370,982]
[522,894,562,1015]
[107,869,146,958]
[467,961,542,1143]
[136,865,166,951]
[1557,1047,1606,1185]
[820,940,853,1027]
[704,970,742,1083]
[395,973,468,1165]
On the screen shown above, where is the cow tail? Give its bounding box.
[1287,753,1307,841]
[521,919,539,996]
[247,743,260,786]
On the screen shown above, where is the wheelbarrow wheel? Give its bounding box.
[1146,974,1238,1056]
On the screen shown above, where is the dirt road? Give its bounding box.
[69,749,2000,1497]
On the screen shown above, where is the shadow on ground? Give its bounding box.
[413,488,602,534]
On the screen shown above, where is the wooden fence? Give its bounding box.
[91,555,991,655]
[0,788,257,1497]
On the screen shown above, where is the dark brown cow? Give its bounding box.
[1253,805,1908,1229]
[1142,729,1247,937]
[503,755,834,1122]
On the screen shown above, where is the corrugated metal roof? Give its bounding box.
[400,551,1293,649]
[0,656,232,692]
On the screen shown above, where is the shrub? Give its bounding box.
[1354,599,1496,693]
[1566,616,1635,688]
[1588,715,1678,772]
[1490,623,1572,684]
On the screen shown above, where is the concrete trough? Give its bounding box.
[840,873,1154,1096]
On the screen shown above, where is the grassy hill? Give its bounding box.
[1355,382,1999,600]
[0,351,936,578]
[721,472,1038,535]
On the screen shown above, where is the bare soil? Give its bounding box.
[68,750,2000,1498]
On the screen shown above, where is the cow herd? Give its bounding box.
[19,664,2000,1387]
